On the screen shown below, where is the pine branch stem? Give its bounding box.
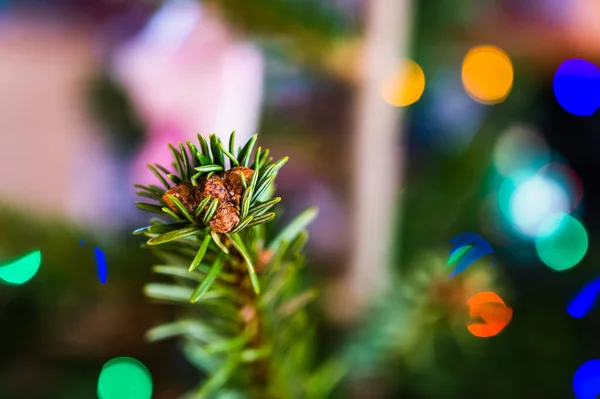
[230,252,275,398]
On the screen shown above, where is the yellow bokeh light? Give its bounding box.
[462,45,513,104]
[380,59,425,107]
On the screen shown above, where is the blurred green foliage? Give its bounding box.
[87,73,146,156]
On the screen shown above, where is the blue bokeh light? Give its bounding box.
[574,360,600,399]
[94,247,108,285]
[553,59,600,116]
[447,232,494,278]
[567,277,600,319]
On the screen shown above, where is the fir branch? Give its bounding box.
[134,132,333,398]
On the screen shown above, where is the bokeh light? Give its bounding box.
[467,291,512,338]
[539,163,583,212]
[421,68,488,155]
[508,174,570,237]
[567,277,600,319]
[447,244,474,267]
[498,170,571,239]
[98,357,152,399]
[535,213,588,271]
[493,124,550,177]
[94,247,108,284]
[447,232,494,278]
[553,59,600,116]
[462,45,513,104]
[573,360,600,399]
[497,158,584,240]
[0,250,42,286]
[380,59,425,107]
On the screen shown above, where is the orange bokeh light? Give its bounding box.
[467,291,513,338]
[462,45,513,104]
[380,59,425,107]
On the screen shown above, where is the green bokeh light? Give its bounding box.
[97,357,152,399]
[0,250,41,285]
[535,214,588,271]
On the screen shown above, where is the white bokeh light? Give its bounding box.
[509,174,570,238]
[493,124,550,177]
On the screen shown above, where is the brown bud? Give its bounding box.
[162,182,199,214]
[199,175,230,203]
[208,203,240,233]
[224,166,254,206]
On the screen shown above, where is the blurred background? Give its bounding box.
[1,0,600,398]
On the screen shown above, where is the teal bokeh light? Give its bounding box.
[0,250,42,286]
[97,357,153,399]
[535,213,588,271]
